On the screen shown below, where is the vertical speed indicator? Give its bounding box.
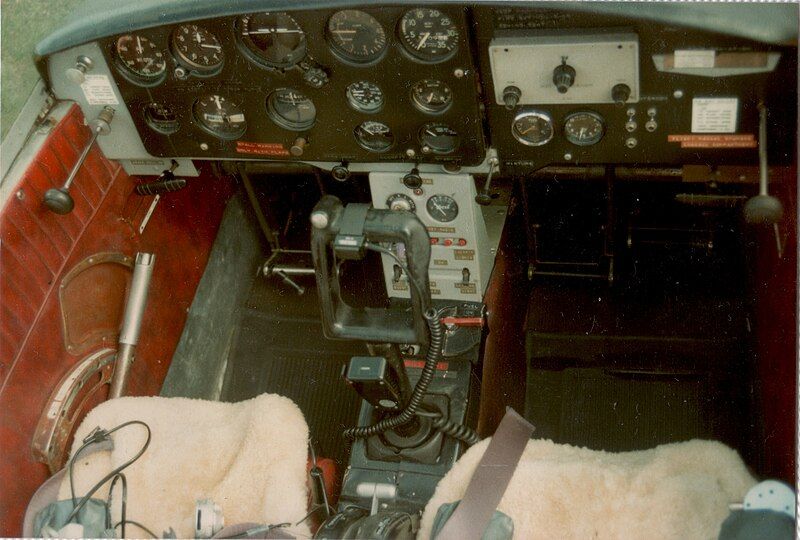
[326,10,387,64]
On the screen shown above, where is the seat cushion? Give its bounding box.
[419,438,756,540]
[58,393,310,538]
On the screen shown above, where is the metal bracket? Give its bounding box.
[31,348,116,473]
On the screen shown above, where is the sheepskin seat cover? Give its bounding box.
[419,438,756,540]
[59,394,310,538]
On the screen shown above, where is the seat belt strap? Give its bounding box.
[435,408,534,540]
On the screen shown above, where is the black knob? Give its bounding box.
[552,61,576,94]
[612,84,631,105]
[331,164,350,182]
[43,188,75,214]
[402,168,422,189]
[502,85,521,110]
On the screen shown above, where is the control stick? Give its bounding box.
[43,106,115,214]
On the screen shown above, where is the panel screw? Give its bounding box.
[405,148,416,158]
[673,89,684,99]
[16,190,25,200]
[564,153,572,160]
[200,143,209,151]
[453,68,465,78]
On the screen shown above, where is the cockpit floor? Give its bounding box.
[219,273,364,466]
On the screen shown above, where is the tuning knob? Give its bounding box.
[502,86,521,110]
[612,84,631,105]
[552,60,576,94]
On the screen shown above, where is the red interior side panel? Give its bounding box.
[0,105,233,534]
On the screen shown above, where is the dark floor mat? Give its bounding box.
[559,369,709,452]
[221,276,365,466]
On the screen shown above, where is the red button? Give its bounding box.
[430,237,439,245]
[443,239,453,247]
[457,238,467,246]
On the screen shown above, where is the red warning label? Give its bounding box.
[236,141,290,156]
[668,134,757,149]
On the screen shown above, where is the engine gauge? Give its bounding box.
[266,88,316,131]
[418,123,459,154]
[386,193,416,213]
[144,102,180,135]
[411,79,453,114]
[355,121,394,152]
[512,111,554,147]
[236,12,306,69]
[171,24,224,74]
[193,95,247,140]
[398,8,459,63]
[346,81,384,113]
[114,34,166,85]
[564,111,605,146]
[326,10,387,65]
[426,194,459,223]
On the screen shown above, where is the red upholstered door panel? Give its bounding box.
[0,104,233,534]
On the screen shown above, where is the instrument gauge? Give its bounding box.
[346,81,384,113]
[426,194,459,223]
[144,102,180,135]
[326,10,387,65]
[418,123,460,154]
[171,24,224,74]
[114,34,166,85]
[266,89,316,131]
[564,111,605,146]
[398,8,459,63]
[411,79,453,114]
[512,111,554,147]
[355,121,394,152]
[236,12,306,69]
[193,95,247,140]
[386,193,416,213]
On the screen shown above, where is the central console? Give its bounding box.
[369,171,507,304]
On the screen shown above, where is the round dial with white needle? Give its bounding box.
[418,123,459,154]
[114,34,166,84]
[346,81,384,113]
[193,95,247,139]
[266,89,316,131]
[564,111,605,146]
[354,121,394,152]
[236,12,306,69]
[426,194,459,223]
[171,24,224,74]
[512,111,554,147]
[326,10,387,64]
[411,79,453,114]
[398,8,459,63]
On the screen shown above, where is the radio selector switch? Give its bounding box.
[502,85,522,110]
[552,60,576,94]
[612,83,631,105]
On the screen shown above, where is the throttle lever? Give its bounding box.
[475,157,499,206]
